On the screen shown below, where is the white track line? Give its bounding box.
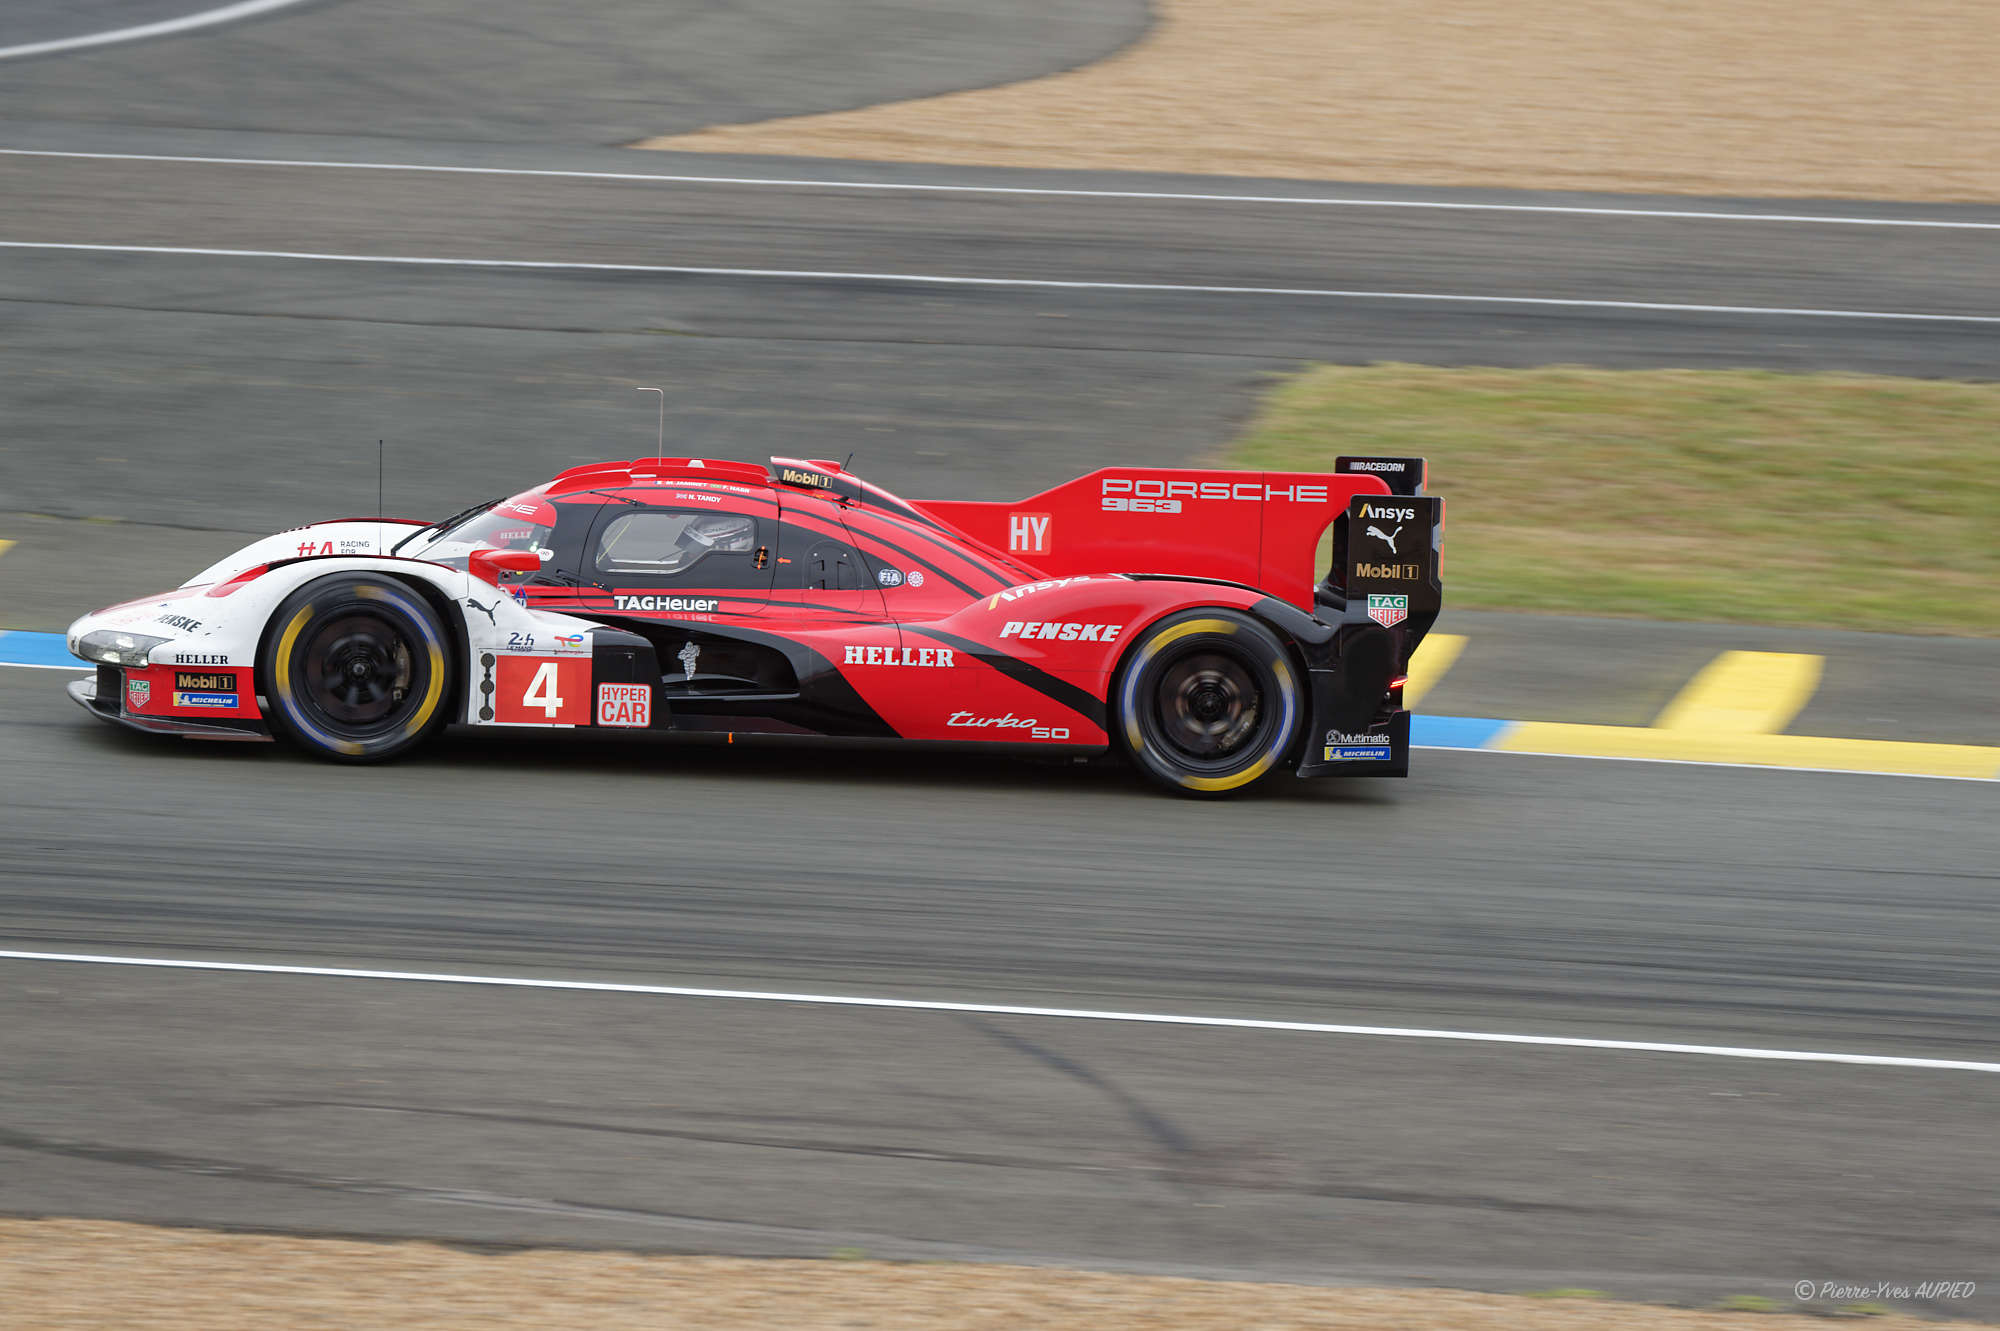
[3,949,1994,1072]
[2,148,1991,231]
[0,0,311,62]
[4,241,1992,323]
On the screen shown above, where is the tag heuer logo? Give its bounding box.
[126,678,151,709]
[1366,593,1409,627]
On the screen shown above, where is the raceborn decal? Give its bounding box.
[1366,594,1409,627]
[997,621,1123,642]
[843,645,955,667]
[1008,512,1051,555]
[596,683,651,728]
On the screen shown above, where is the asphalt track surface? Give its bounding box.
[2,0,1998,1314]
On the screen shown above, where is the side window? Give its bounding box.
[592,510,767,587]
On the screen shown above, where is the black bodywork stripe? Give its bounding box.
[900,625,1108,731]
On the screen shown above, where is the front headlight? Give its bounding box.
[76,630,169,668]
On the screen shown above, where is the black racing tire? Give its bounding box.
[1113,609,1305,797]
[259,574,452,763]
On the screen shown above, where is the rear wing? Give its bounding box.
[1342,490,1444,635]
[918,457,1430,612]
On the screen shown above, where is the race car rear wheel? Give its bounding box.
[260,574,452,763]
[1114,609,1303,796]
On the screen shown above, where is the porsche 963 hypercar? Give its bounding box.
[66,454,1442,795]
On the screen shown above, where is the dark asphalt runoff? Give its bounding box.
[2,0,1997,1315]
[2,668,1998,1309]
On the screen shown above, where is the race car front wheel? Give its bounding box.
[1114,609,1303,796]
[260,574,452,762]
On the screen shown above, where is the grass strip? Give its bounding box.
[1224,365,2000,635]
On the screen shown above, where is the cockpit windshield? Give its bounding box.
[438,495,556,551]
[399,492,557,561]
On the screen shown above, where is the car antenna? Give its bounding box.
[636,386,664,466]
[843,451,855,471]
[377,439,385,553]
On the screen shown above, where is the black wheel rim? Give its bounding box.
[1148,647,1271,769]
[296,612,419,732]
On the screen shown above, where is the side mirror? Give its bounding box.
[469,547,543,586]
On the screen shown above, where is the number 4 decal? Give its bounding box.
[523,661,564,717]
[493,656,590,725]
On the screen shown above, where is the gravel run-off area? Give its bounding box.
[641,0,1999,201]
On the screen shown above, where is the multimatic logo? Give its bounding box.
[614,596,720,612]
[1324,727,1393,762]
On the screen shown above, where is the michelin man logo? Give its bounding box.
[678,640,700,682]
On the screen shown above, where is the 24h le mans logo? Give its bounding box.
[1366,593,1409,627]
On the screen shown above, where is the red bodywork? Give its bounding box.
[477,455,1418,757]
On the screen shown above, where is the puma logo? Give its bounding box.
[1366,524,1403,555]
[464,597,498,624]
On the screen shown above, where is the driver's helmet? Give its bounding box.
[664,513,755,571]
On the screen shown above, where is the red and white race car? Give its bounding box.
[65,454,1442,795]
